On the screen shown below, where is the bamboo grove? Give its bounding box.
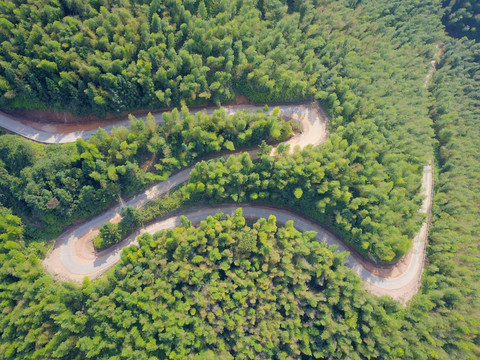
[1,0,480,359]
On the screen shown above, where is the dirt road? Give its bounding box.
[5,102,432,304]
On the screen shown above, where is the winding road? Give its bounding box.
[0,102,432,304]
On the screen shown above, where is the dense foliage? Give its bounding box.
[0,0,324,114]
[102,0,442,261]
[186,142,423,262]
[2,0,480,359]
[174,0,443,261]
[91,27,480,358]
[399,37,480,359]
[83,211,407,359]
[442,0,480,41]
[0,106,290,240]
[1,208,408,359]
[1,0,443,260]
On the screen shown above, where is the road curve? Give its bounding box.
[19,102,435,304]
[0,102,431,303]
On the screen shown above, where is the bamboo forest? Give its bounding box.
[0,0,479,359]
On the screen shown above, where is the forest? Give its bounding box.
[1,0,480,359]
[2,0,442,261]
[0,106,291,240]
[441,0,480,41]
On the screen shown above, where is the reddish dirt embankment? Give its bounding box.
[3,95,255,124]
[1,96,256,134]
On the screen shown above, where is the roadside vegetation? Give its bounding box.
[1,207,408,359]
[441,0,480,41]
[0,106,290,241]
[1,0,480,359]
[400,37,480,359]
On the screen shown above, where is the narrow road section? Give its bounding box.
[0,103,328,145]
